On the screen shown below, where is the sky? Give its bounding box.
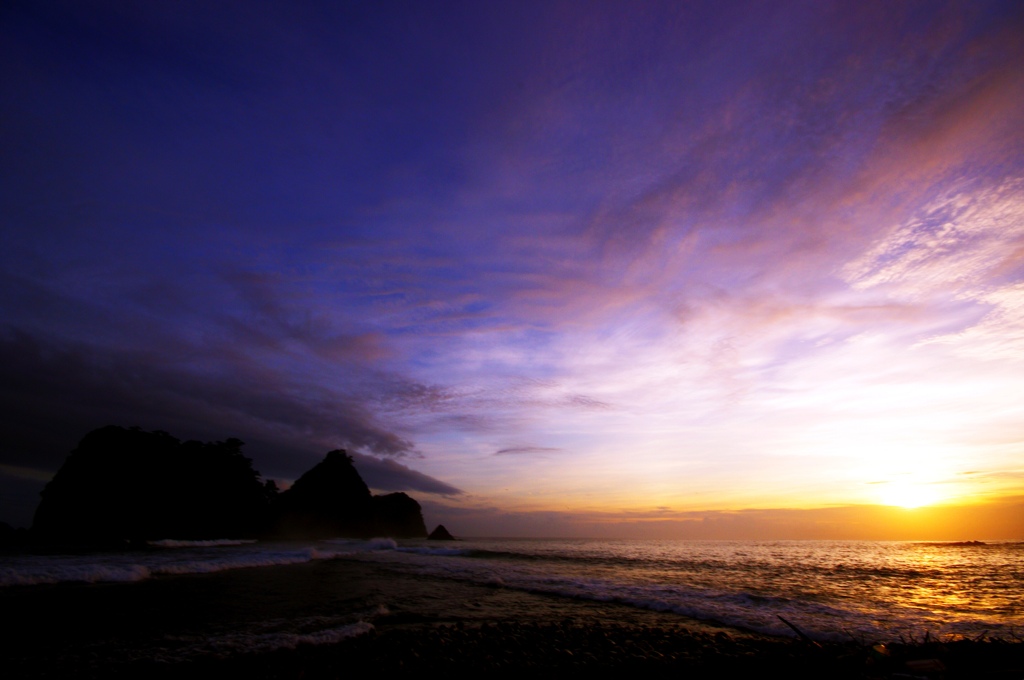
[2,1,1024,538]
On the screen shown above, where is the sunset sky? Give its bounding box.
[3,1,1024,538]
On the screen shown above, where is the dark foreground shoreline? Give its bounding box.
[14,621,1024,679]
[4,556,1022,679]
[248,626,1023,678]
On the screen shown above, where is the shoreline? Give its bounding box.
[241,623,1024,678]
[11,617,1024,679]
[4,554,1022,678]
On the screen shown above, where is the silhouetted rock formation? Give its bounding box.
[32,428,429,544]
[428,524,455,540]
[271,450,427,539]
[372,492,428,538]
[0,521,30,549]
[32,426,272,544]
[272,449,373,538]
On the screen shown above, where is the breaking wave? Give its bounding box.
[147,539,258,548]
[0,538,393,587]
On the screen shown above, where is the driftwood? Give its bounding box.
[777,615,822,648]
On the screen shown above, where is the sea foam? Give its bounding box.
[197,621,375,656]
[0,537,415,587]
[148,539,258,548]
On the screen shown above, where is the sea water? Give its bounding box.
[354,538,1023,640]
[2,538,1020,655]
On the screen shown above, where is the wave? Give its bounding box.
[1,552,312,586]
[453,571,926,641]
[194,620,375,656]
[0,539,397,587]
[396,546,473,557]
[0,563,153,587]
[322,537,397,551]
[157,608,389,661]
[913,541,989,547]
[356,540,1023,641]
[147,539,259,548]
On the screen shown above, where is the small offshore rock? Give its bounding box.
[428,524,456,540]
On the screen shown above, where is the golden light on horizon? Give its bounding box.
[877,480,943,509]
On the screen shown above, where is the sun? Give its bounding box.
[878,481,941,509]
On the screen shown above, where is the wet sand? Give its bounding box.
[3,557,1021,678]
[188,622,1024,679]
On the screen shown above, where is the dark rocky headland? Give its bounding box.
[28,425,427,544]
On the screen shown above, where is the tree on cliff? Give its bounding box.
[32,428,428,543]
[32,426,272,543]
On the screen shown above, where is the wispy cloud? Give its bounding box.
[845,179,1024,360]
[494,446,562,456]
[2,1,1024,533]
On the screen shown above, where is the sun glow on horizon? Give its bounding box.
[877,481,944,509]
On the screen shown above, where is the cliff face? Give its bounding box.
[372,492,428,538]
[32,428,428,543]
[272,449,373,538]
[271,450,427,539]
[32,426,271,543]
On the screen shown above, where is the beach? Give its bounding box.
[184,622,1024,678]
[3,539,1022,677]
[2,556,734,676]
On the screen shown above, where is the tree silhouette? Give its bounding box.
[32,428,427,543]
[33,426,272,543]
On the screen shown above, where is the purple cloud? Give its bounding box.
[2,1,1023,532]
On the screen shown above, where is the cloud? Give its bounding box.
[219,270,397,363]
[420,498,1024,540]
[844,178,1024,360]
[0,327,416,466]
[0,326,466,508]
[0,464,54,484]
[845,179,1024,293]
[494,446,562,456]
[351,453,463,496]
[4,1,1024,532]
[564,394,612,410]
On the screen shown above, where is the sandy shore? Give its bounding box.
[224,624,1024,678]
[3,556,1021,678]
[14,619,1024,679]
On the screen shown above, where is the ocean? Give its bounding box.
[2,538,1021,667]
